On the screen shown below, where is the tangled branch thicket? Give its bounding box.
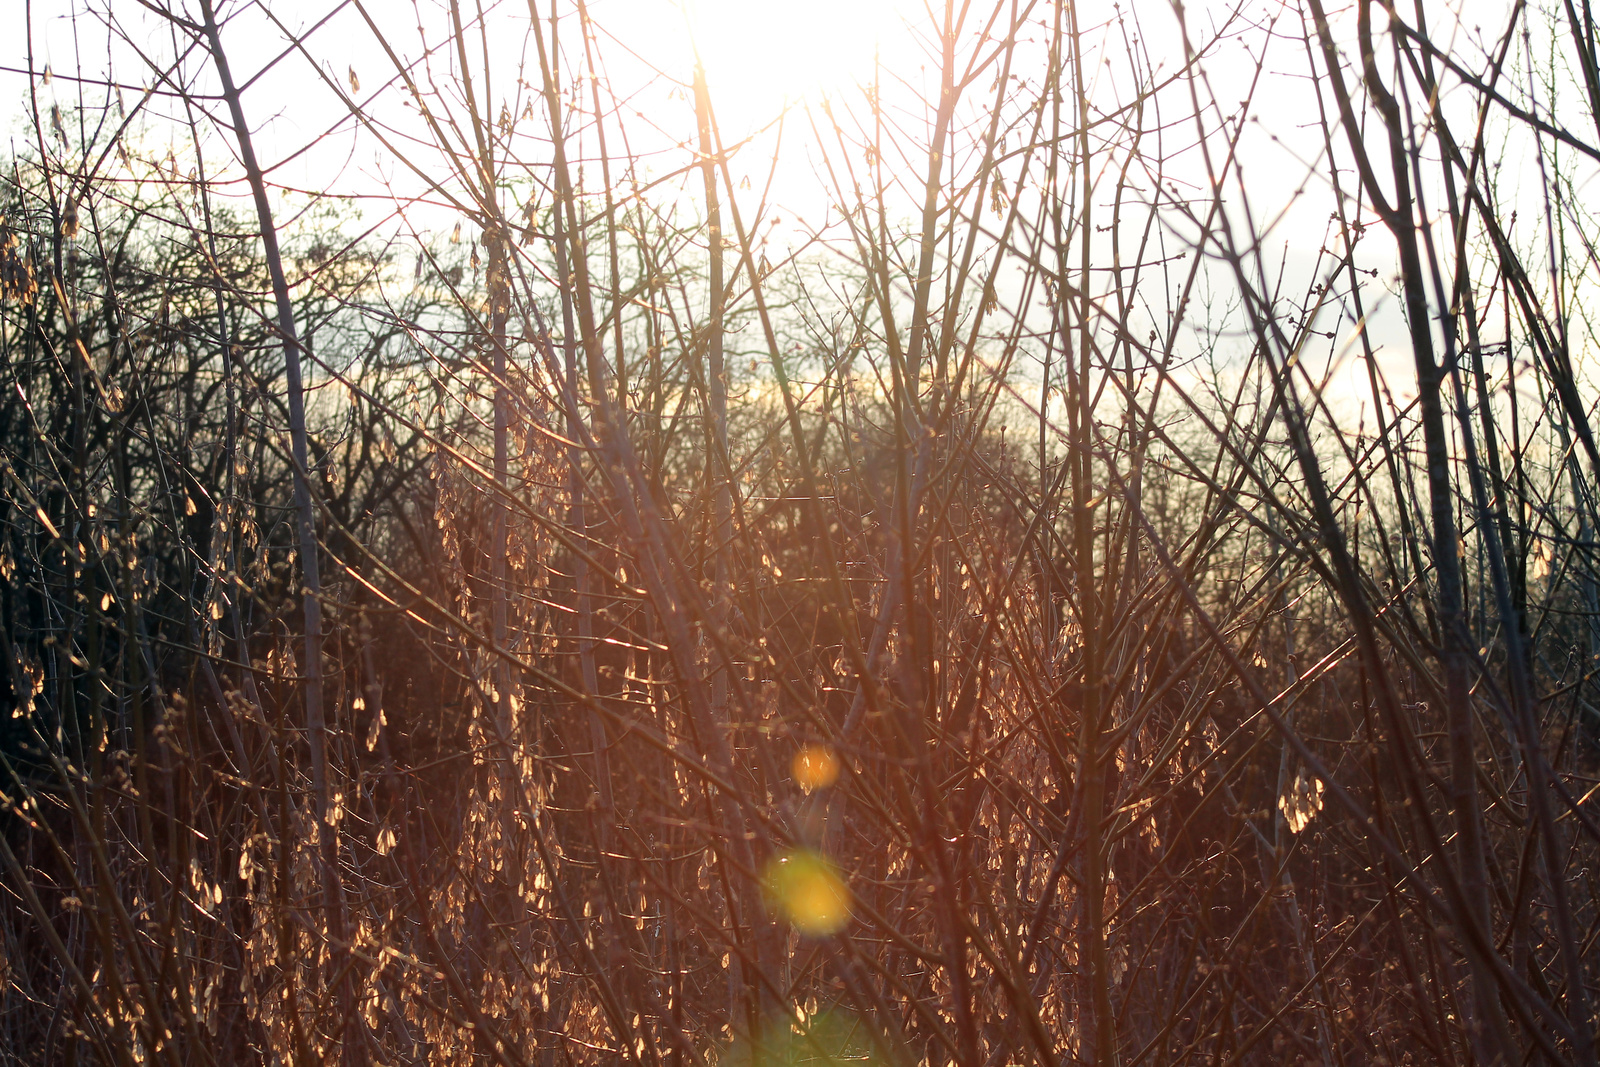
[3,0,1600,1063]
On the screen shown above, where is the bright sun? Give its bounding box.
[681,0,910,115]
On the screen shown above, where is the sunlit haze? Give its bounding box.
[5,3,1599,1066]
[680,0,910,111]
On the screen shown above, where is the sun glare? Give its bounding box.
[683,0,907,114]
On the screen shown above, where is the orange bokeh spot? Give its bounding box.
[792,744,840,793]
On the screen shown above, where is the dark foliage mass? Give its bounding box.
[2,1,1599,1064]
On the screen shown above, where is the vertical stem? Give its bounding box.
[692,54,747,1033]
[194,2,352,1058]
[1061,0,1114,1059]
[692,62,731,706]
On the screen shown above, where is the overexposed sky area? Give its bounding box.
[6,0,1544,420]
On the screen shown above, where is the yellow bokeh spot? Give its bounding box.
[763,850,850,936]
[792,744,840,793]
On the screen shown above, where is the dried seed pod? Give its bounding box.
[0,219,37,305]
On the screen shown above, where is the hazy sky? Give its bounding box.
[3,0,1454,416]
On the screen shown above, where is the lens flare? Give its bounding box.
[763,849,850,936]
[791,743,840,793]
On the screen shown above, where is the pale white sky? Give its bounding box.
[8,0,1565,423]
